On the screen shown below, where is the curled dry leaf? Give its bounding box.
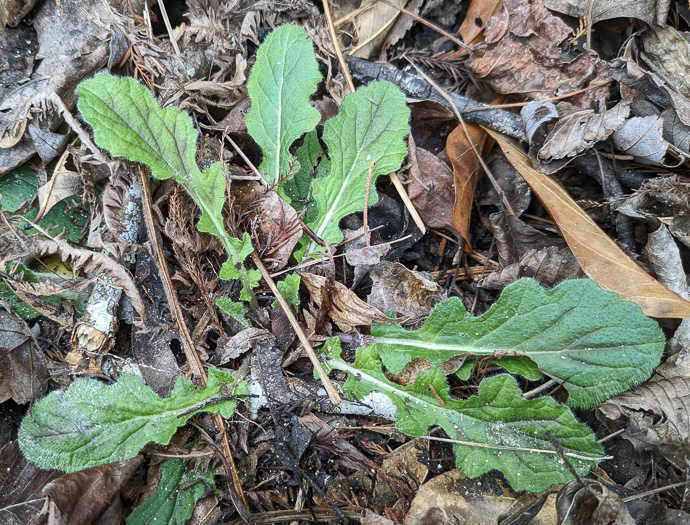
[35,171,82,222]
[487,129,690,318]
[407,147,461,240]
[612,115,669,166]
[366,260,446,319]
[30,238,145,323]
[446,123,486,249]
[467,0,610,107]
[299,272,399,333]
[597,377,690,470]
[481,246,584,290]
[556,479,635,525]
[538,99,631,161]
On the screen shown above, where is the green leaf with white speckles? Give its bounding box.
[18,368,247,473]
[324,339,604,493]
[369,278,664,408]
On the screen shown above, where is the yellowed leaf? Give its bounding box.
[487,129,690,318]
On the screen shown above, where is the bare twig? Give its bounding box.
[156,0,180,55]
[137,166,251,517]
[323,0,356,94]
[250,252,342,405]
[389,171,426,234]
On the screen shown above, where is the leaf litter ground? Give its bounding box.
[2,0,690,523]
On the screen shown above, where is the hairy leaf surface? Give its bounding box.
[246,24,321,186]
[18,368,247,472]
[325,340,604,493]
[370,278,664,407]
[307,82,410,252]
[127,459,214,525]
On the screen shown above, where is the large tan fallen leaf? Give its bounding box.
[446,123,486,249]
[487,129,690,318]
[543,0,668,27]
[300,272,399,333]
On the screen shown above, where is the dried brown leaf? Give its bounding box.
[488,129,690,318]
[597,377,690,469]
[352,0,405,59]
[467,0,610,107]
[446,123,486,248]
[300,272,398,333]
[366,260,446,319]
[407,148,460,239]
[43,456,142,525]
[0,309,49,404]
[543,0,669,27]
[539,100,631,161]
[0,441,60,525]
[556,479,634,525]
[612,115,669,166]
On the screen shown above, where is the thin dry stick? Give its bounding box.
[323,0,356,94]
[363,161,375,246]
[406,59,516,215]
[137,166,251,515]
[223,132,267,185]
[390,172,427,234]
[379,0,472,51]
[334,0,377,26]
[250,252,342,405]
[623,480,690,503]
[156,0,181,55]
[459,80,613,113]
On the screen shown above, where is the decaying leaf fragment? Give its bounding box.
[300,272,399,333]
[597,377,690,469]
[467,0,610,107]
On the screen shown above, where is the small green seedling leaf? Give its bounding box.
[325,340,604,493]
[307,81,410,253]
[370,278,664,408]
[127,459,215,525]
[246,24,322,186]
[276,274,301,311]
[216,296,251,328]
[18,368,247,473]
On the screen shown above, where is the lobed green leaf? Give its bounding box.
[325,340,604,493]
[246,24,322,186]
[18,368,247,473]
[307,81,410,253]
[370,278,664,407]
